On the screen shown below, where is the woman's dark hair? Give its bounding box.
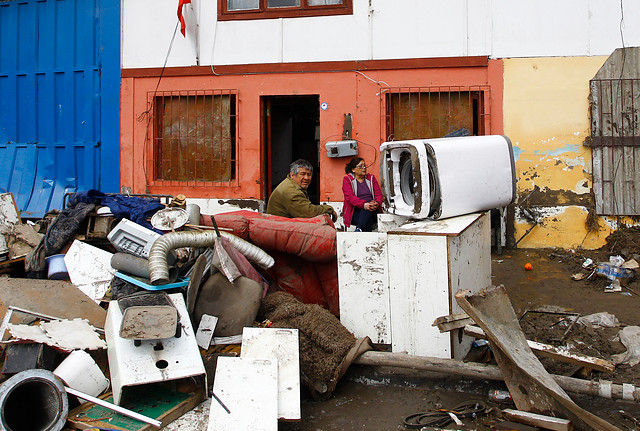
[345,157,364,174]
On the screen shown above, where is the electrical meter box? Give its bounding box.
[325,140,358,158]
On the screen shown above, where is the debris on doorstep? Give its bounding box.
[582,258,594,268]
[611,326,640,367]
[622,258,639,270]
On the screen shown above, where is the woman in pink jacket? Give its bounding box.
[342,157,383,232]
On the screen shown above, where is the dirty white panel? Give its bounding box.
[196,314,218,349]
[387,233,451,357]
[387,213,489,359]
[105,294,206,405]
[64,240,116,302]
[208,357,278,431]
[0,193,20,225]
[240,327,300,420]
[447,212,491,359]
[337,232,390,344]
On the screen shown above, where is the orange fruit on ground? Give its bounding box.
[524,263,533,271]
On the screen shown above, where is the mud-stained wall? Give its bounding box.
[503,56,619,249]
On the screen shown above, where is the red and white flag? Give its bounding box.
[178,0,192,37]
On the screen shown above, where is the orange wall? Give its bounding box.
[120,59,504,201]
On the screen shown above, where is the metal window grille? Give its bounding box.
[150,90,238,186]
[381,86,491,141]
[589,78,640,215]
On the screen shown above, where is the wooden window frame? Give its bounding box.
[217,0,352,21]
[148,89,239,188]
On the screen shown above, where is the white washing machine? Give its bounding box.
[379,135,516,220]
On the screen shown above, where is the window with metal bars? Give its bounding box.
[152,90,238,185]
[218,0,352,21]
[383,87,490,141]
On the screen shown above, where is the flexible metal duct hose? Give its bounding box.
[149,231,274,285]
[0,369,68,431]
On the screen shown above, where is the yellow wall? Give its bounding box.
[503,56,620,249]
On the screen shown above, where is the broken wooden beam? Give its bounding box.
[502,409,573,431]
[432,313,474,332]
[463,324,615,373]
[353,351,639,403]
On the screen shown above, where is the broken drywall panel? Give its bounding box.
[208,356,278,431]
[64,240,116,303]
[241,327,300,420]
[7,318,106,351]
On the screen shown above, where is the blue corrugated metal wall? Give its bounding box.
[0,0,120,218]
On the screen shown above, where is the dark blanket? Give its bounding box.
[68,190,164,231]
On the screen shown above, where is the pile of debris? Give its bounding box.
[1,190,639,430]
[0,191,363,429]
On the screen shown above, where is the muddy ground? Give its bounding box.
[274,239,640,431]
[168,240,640,430]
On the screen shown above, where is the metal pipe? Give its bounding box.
[65,386,162,427]
[149,231,274,285]
[111,252,178,282]
[0,369,68,431]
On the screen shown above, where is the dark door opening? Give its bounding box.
[262,95,321,205]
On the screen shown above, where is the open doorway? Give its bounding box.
[262,95,321,205]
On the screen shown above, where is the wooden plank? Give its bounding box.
[463,325,615,373]
[503,409,573,431]
[433,313,474,332]
[455,286,620,431]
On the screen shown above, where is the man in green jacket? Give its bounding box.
[266,159,337,221]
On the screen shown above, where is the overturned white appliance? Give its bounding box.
[379,135,516,220]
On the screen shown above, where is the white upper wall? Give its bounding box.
[122,0,640,68]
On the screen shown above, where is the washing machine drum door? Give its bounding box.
[380,135,515,220]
